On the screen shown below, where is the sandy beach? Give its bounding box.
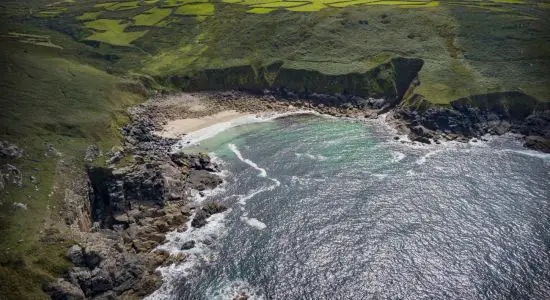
[156,110,251,139]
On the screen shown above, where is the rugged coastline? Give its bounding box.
[40,88,550,299]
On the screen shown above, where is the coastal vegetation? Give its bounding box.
[0,0,549,298]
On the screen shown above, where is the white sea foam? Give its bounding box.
[415,150,442,165]
[237,186,272,205]
[204,279,265,300]
[391,151,406,163]
[228,143,281,231]
[240,217,267,230]
[146,208,231,300]
[295,152,327,161]
[504,149,550,160]
[372,173,388,179]
[229,143,267,177]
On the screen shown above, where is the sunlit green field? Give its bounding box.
[23,0,548,104]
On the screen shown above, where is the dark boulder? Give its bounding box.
[202,203,228,215]
[84,249,102,269]
[66,245,85,267]
[0,140,23,160]
[44,278,85,300]
[191,209,210,228]
[524,136,550,153]
[181,240,196,250]
[191,203,228,228]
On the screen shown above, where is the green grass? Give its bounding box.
[247,7,277,13]
[84,19,149,46]
[105,1,141,11]
[0,23,145,298]
[253,1,308,8]
[133,7,172,26]
[76,11,102,21]
[174,3,215,15]
[287,3,327,11]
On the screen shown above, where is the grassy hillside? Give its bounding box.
[0,20,145,298]
[12,0,549,103]
[0,0,549,298]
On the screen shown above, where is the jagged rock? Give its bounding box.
[163,253,187,266]
[85,145,101,163]
[191,203,228,228]
[66,267,92,288]
[409,133,431,144]
[0,140,23,160]
[84,249,102,269]
[524,136,550,153]
[3,164,22,187]
[191,209,210,228]
[181,240,195,250]
[395,92,550,152]
[186,170,223,191]
[154,220,170,233]
[491,122,511,135]
[67,245,85,266]
[90,291,115,300]
[113,213,131,225]
[82,268,113,296]
[233,292,250,300]
[132,272,163,297]
[202,203,228,215]
[106,146,124,165]
[44,278,85,300]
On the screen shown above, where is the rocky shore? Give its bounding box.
[45,88,549,300]
[45,95,230,300]
[391,92,550,152]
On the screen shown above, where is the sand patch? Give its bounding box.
[157,110,249,138]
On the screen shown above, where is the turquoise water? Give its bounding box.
[152,114,550,300]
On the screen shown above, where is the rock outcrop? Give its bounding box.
[191,203,228,228]
[0,140,23,160]
[46,99,224,300]
[394,92,550,152]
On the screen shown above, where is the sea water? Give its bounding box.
[148,114,550,300]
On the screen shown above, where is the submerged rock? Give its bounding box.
[180,240,196,250]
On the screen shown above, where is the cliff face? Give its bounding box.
[167,56,550,152]
[169,57,424,105]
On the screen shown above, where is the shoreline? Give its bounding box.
[48,90,549,300]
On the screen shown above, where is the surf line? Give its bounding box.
[228,143,281,229]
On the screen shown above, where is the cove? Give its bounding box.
[149,114,550,300]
